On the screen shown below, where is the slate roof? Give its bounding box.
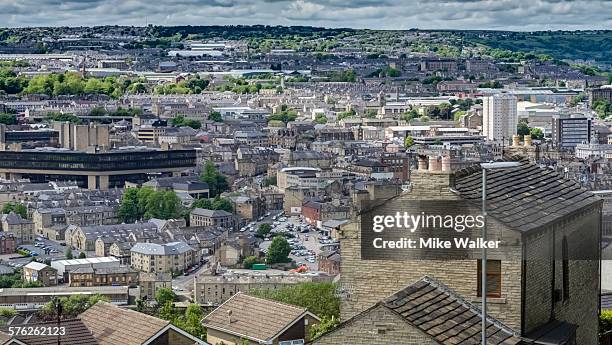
[79,302,169,345]
[202,292,317,343]
[2,318,97,345]
[381,276,521,345]
[454,156,600,232]
[130,241,194,255]
[191,208,233,218]
[518,320,577,345]
[23,262,52,271]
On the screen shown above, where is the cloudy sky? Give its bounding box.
[2,0,611,30]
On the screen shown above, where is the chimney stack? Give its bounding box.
[512,135,520,147]
[428,155,441,172]
[418,156,428,171]
[524,135,532,147]
[441,156,451,172]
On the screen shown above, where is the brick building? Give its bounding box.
[0,231,16,254]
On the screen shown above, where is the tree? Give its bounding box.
[0,113,17,125]
[249,282,340,319]
[78,252,87,259]
[266,236,291,264]
[200,161,229,197]
[336,109,356,121]
[2,202,27,219]
[242,256,260,269]
[46,112,80,124]
[400,110,418,122]
[314,114,327,124]
[517,122,530,137]
[144,190,182,220]
[171,116,201,129]
[65,248,73,260]
[155,288,177,306]
[38,294,109,320]
[157,301,176,321]
[209,111,222,122]
[119,188,183,222]
[309,315,340,339]
[404,136,415,148]
[191,198,213,210]
[118,188,139,223]
[529,127,544,140]
[256,223,272,238]
[263,176,277,187]
[89,106,107,117]
[175,304,206,339]
[0,307,17,318]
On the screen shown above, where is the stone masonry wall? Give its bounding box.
[340,171,524,332]
[311,304,438,345]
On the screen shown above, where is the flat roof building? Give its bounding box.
[0,147,197,190]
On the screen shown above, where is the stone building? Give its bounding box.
[203,292,320,345]
[190,208,235,230]
[22,262,58,287]
[335,155,601,344]
[313,277,521,345]
[130,242,198,274]
[65,222,159,252]
[68,266,139,287]
[139,272,172,301]
[194,273,314,306]
[0,212,34,244]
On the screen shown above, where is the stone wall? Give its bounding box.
[339,171,523,331]
[311,304,437,345]
[524,205,601,344]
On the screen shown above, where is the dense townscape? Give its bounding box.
[0,25,610,345]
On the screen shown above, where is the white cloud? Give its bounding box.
[0,0,610,30]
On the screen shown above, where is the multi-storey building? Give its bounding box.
[551,115,592,149]
[0,147,197,190]
[483,93,518,144]
[130,242,198,273]
[68,266,139,287]
[190,208,235,229]
[194,273,315,306]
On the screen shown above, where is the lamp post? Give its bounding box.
[479,161,521,345]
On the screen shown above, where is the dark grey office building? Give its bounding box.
[552,115,592,149]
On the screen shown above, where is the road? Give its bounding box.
[171,256,215,300]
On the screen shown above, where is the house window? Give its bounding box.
[279,340,304,345]
[562,236,569,301]
[477,260,502,298]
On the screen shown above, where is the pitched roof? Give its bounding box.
[518,320,577,345]
[191,208,233,218]
[130,241,194,256]
[79,302,168,345]
[453,156,600,232]
[381,277,520,345]
[202,292,317,343]
[23,262,52,271]
[4,319,97,345]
